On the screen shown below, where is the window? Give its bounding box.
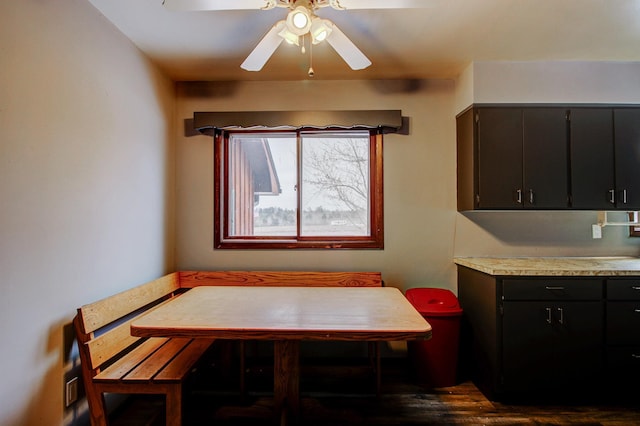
[214,129,384,249]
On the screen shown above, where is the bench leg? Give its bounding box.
[166,386,182,426]
[86,389,108,426]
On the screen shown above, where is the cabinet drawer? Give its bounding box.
[607,279,640,300]
[607,301,640,344]
[503,279,603,301]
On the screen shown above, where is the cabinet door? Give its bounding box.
[502,301,603,392]
[614,108,640,209]
[476,108,523,209]
[522,108,569,209]
[552,301,604,389]
[502,301,555,392]
[570,108,615,209]
[607,301,640,344]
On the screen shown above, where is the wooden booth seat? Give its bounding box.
[74,273,214,426]
[75,270,383,425]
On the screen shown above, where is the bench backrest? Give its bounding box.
[178,271,383,288]
[74,273,181,373]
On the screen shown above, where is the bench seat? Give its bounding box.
[74,273,214,426]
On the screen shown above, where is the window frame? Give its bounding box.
[213,128,384,249]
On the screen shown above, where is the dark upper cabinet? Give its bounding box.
[476,108,523,209]
[569,108,615,209]
[570,108,640,210]
[457,107,569,210]
[457,104,640,211]
[522,108,570,209]
[613,108,640,210]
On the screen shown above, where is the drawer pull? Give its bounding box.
[632,286,640,290]
[632,354,640,360]
[635,309,640,313]
[545,286,565,291]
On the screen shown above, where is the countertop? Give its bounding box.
[453,256,640,276]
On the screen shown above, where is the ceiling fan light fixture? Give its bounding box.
[277,26,300,45]
[286,5,312,35]
[310,17,332,44]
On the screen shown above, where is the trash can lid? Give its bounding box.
[405,288,463,316]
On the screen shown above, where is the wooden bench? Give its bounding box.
[74,273,214,426]
[75,270,383,425]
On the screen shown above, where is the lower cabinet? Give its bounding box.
[605,278,640,386]
[458,268,606,400]
[502,297,604,393]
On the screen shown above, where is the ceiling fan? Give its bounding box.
[162,0,429,74]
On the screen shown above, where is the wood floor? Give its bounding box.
[109,344,640,426]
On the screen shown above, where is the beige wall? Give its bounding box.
[175,79,459,291]
[176,63,640,296]
[471,61,640,105]
[0,1,175,425]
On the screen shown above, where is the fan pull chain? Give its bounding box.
[308,39,314,77]
[301,34,306,54]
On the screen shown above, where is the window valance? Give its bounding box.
[193,110,403,135]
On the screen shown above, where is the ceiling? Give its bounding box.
[87,0,640,81]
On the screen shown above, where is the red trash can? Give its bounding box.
[406,288,463,387]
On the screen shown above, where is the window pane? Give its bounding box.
[228,134,297,237]
[300,132,370,236]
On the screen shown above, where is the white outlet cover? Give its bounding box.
[592,224,602,239]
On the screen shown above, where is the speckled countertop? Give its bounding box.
[454,257,640,276]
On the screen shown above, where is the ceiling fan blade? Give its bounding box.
[241,21,286,71]
[325,22,371,70]
[330,0,432,8]
[162,0,270,11]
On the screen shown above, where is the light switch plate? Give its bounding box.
[65,377,78,407]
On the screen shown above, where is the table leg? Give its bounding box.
[273,340,300,425]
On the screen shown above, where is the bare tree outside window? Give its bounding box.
[301,132,370,236]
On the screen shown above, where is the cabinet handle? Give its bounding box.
[634,309,640,313]
[557,307,564,325]
[622,189,628,204]
[545,286,565,291]
[546,307,552,324]
[529,189,535,204]
[632,354,640,359]
[516,189,523,204]
[609,189,616,204]
[632,286,640,290]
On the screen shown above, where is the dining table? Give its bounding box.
[130,285,432,425]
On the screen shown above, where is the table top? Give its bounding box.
[131,286,432,341]
[454,256,640,276]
